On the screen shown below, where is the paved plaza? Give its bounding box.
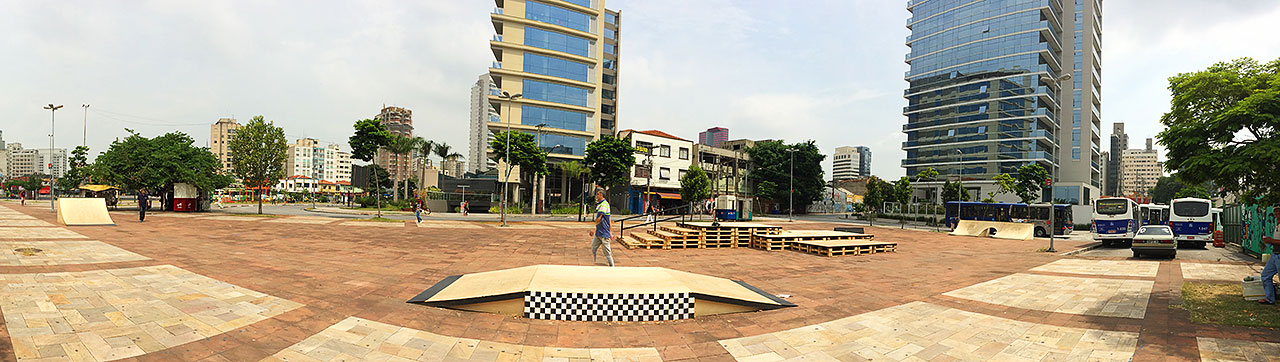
[0,201,1276,361]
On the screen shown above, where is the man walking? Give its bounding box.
[138,189,149,222]
[589,188,614,267]
[1259,212,1280,305]
[414,198,424,225]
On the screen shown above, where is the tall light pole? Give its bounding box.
[955,149,965,201]
[786,148,796,222]
[498,91,522,227]
[1040,73,1072,253]
[81,104,89,146]
[44,104,63,212]
[533,123,547,215]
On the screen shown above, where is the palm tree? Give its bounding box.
[432,142,463,165]
[415,138,435,194]
[384,134,421,201]
[557,161,589,221]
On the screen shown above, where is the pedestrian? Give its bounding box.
[644,196,654,224]
[138,189,149,222]
[414,198,423,225]
[1259,212,1280,305]
[19,188,25,206]
[461,200,469,216]
[589,188,614,267]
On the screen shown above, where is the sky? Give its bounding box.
[1,0,1277,179]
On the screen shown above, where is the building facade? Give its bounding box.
[209,118,240,173]
[486,0,620,180]
[441,155,466,178]
[620,129,692,213]
[1105,122,1128,196]
[375,106,414,182]
[832,146,861,181]
[35,148,67,179]
[901,0,1103,205]
[698,127,729,148]
[468,74,499,173]
[4,143,39,178]
[692,143,751,199]
[285,138,353,184]
[856,146,872,177]
[1118,139,1159,197]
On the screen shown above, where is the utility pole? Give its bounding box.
[786,147,796,222]
[498,92,521,226]
[44,104,63,212]
[81,104,89,146]
[533,123,547,215]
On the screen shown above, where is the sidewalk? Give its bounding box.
[306,206,579,220]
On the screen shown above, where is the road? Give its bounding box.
[1076,241,1259,263]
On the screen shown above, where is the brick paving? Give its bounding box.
[1180,263,1262,282]
[944,273,1154,319]
[0,240,149,266]
[1030,258,1161,278]
[0,201,1277,361]
[1196,337,1280,362]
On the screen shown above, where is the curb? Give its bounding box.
[1061,242,1103,256]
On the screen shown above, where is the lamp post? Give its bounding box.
[497,91,522,227]
[44,104,63,212]
[533,123,547,215]
[457,184,470,213]
[786,148,796,222]
[81,104,89,146]
[1039,72,1072,253]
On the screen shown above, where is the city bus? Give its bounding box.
[1170,197,1214,248]
[1138,204,1169,226]
[944,201,1072,237]
[1092,197,1139,247]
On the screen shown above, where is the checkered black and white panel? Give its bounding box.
[523,291,694,322]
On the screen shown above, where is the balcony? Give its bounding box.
[491,61,502,69]
[492,34,502,42]
[492,7,503,15]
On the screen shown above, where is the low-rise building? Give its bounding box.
[692,144,751,199]
[619,129,694,213]
[286,138,353,184]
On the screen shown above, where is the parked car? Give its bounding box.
[1132,225,1176,258]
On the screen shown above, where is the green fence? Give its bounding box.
[1224,204,1276,257]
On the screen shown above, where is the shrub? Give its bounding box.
[550,204,582,215]
[356,196,379,208]
[489,205,523,214]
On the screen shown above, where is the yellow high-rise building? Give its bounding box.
[487,0,619,182]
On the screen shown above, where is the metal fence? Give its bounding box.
[1223,204,1275,257]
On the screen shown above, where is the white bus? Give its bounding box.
[1138,204,1169,226]
[1170,197,1213,248]
[1093,197,1139,247]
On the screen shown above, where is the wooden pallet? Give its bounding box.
[789,241,897,257]
[749,238,789,251]
[651,229,697,249]
[621,232,665,249]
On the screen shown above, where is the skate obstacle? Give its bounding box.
[620,221,896,257]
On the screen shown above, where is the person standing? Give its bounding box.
[644,196,655,224]
[19,187,25,206]
[1260,212,1280,305]
[138,189,149,222]
[461,200,469,216]
[414,198,423,225]
[589,188,615,267]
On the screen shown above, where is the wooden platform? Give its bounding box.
[620,223,896,258]
[789,240,897,257]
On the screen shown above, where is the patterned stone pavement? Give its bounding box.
[1197,337,1280,362]
[0,240,149,266]
[0,220,55,227]
[944,273,1153,319]
[0,227,88,240]
[1180,263,1263,282]
[719,302,1139,361]
[265,316,663,362]
[0,265,302,361]
[1030,258,1161,278]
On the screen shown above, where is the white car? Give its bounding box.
[1132,225,1176,258]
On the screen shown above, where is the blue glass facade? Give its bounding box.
[522,105,588,131]
[525,1,590,32]
[559,0,591,8]
[524,27,590,57]
[523,131,589,156]
[522,79,590,107]
[902,0,1065,180]
[523,53,590,82]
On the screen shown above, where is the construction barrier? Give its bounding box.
[949,220,1034,241]
[56,198,115,226]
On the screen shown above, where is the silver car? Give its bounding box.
[1132,225,1176,258]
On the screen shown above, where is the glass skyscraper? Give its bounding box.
[902,0,1102,204]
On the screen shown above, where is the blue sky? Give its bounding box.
[1,0,1277,179]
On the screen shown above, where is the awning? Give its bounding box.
[79,185,121,192]
[38,186,51,194]
[651,192,681,200]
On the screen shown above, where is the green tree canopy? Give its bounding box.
[491,130,548,180]
[56,145,91,193]
[942,179,970,202]
[384,134,421,201]
[862,176,893,213]
[1014,163,1051,204]
[1174,184,1212,200]
[349,119,389,162]
[745,140,825,213]
[892,176,913,206]
[583,136,634,190]
[229,116,289,214]
[679,165,711,205]
[93,129,231,195]
[1158,57,1280,205]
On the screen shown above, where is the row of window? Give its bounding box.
[522,79,591,107]
[523,52,590,82]
[521,105,588,131]
[524,27,590,57]
[525,1,591,32]
[636,141,690,160]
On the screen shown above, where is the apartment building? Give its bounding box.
[375,106,414,182]
[209,118,241,173]
[1119,139,1160,197]
[285,138,353,184]
[620,129,691,213]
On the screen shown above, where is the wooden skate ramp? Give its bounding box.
[56,198,115,226]
[408,265,793,321]
[949,220,1034,240]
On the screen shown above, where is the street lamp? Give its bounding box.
[533,123,547,215]
[1039,73,1072,253]
[81,104,89,146]
[786,148,796,222]
[954,149,965,202]
[44,104,63,212]
[497,91,522,227]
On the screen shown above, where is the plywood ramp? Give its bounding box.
[408,265,794,321]
[56,198,115,226]
[949,220,1034,240]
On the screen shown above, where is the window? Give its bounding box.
[524,1,591,32]
[521,105,588,131]
[602,74,615,85]
[605,28,616,40]
[659,145,671,157]
[634,164,649,178]
[601,104,614,115]
[603,59,616,70]
[523,53,590,82]
[560,0,591,7]
[659,167,671,180]
[679,147,689,160]
[605,12,617,25]
[678,169,687,180]
[524,27,590,57]
[604,43,616,55]
[603,89,615,100]
[522,79,591,106]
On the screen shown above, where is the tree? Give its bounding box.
[349,119,390,216]
[1150,176,1184,204]
[862,176,891,213]
[384,134,420,201]
[1010,163,1051,204]
[1175,184,1211,199]
[679,165,710,210]
[433,142,463,165]
[491,131,547,208]
[56,145,91,194]
[557,161,590,221]
[745,140,825,213]
[365,164,393,192]
[583,136,634,191]
[1158,57,1280,205]
[229,116,288,214]
[942,179,970,202]
[93,129,231,203]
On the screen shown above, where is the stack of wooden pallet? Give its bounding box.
[621,224,701,249]
[749,230,895,257]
